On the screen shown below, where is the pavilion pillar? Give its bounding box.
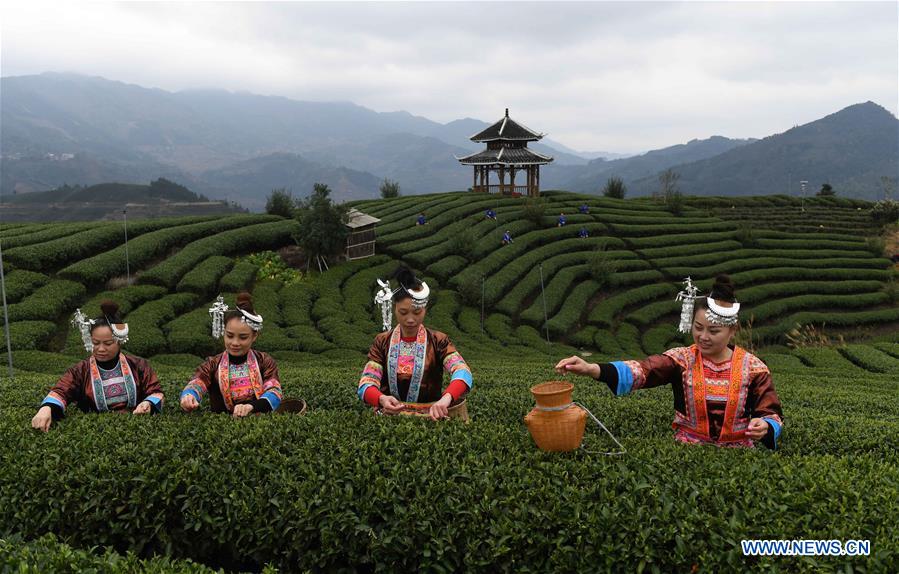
[510,167,516,194]
[499,166,505,194]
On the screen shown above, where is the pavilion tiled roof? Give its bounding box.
[469,109,544,142]
[456,146,553,166]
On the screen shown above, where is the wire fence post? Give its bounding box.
[0,240,13,379]
[480,275,485,333]
[539,263,550,344]
[123,209,131,284]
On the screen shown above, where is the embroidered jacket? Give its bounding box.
[598,345,784,449]
[181,350,282,413]
[357,325,473,406]
[41,353,163,419]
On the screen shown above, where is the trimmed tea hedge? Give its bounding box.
[6,280,86,322]
[59,215,265,285]
[139,220,299,288]
[218,261,258,293]
[124,294,199,357]
[5,216,214,271]
[2,270,49,304]
[0,533,224,573]
[6,321,56,351]
[176,256,234,296]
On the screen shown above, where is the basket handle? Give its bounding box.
[574,401,627,456]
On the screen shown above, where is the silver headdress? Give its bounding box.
[675,277,699,334]
[71,309,96,353]
[239,308,264,331]
[373,277,431,331]
[705,298,740,327]
[406,281,430,310]
[209,296,229,338]
[209,295,263,337]
[375,278,396,332]
[109,321,130,345]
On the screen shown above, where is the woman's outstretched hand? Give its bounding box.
[554,356,600,379]
[378,394,406,415]
[746,417,770,440]
[428,393,453,421]
[31,406,53,432]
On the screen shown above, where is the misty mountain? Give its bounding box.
[0,73,593,204]
[543,135,755,192]
[1,73,894,204]
[626,102,899,199]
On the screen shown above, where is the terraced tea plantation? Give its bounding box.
[1,191,897,572]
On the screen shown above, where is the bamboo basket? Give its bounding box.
[275,398,307,415]
[395,398,470,422]
[524,382,587,452]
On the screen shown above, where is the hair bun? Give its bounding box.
[393,265,420,289]
[236,292,255,313]
[710,274,736,302]
[99,300,121,318]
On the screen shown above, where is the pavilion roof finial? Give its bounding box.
[505,108,509,117]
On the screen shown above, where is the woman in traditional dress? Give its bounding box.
[358,267,473,421]
[31,301,164,432]
[180,293,283,417]
[555,275,784,449]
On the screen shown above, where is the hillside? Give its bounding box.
[545,135,755,193]
[628,102,899,199]
[0,178,246,222]
[2,190,895,362]
[3,190,898,572]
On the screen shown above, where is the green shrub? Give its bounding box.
[176,256,234,297]
[218,261,258,293]
[139,220,299,289]
[6,321,56,351]
[6,216,216,272]
[124,294,199,357]
[242,251,302,285]
[7,280,86,322]
[2,270,49,304]
[59,215,265,285]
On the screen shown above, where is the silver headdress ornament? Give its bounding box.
[209,296,229,338]
[373,277,431,331]
[407,281,430,310]
[705,298,740,327]
[209,295,264,337]
[239,308,264,332]
[109,320,130,345]
[675,277,700,334]
[71,309,96,353]
[375,278,396,332]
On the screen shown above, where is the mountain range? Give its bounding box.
[2,72,896,206]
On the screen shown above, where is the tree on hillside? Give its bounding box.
[380,178,401,199]
[523,196,545,226]
[817,183,836,197]
[266,188,296,218]
[659,169,684,215]
[602,176,627,199]
[293,183,349,272]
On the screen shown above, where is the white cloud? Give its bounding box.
[2,0,896,153]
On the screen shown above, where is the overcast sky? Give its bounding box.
[2,1,896,154]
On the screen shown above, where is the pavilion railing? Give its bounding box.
[473,185,531,194]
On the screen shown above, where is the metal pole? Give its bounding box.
[0,240,13,379]
[123,209,131,284]
[480,275,485,332]
[539,263,550,344]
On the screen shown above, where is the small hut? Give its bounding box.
[456,109,553,197]
[345,208,380,260]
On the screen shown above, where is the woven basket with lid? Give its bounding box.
[524,382,587,452]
